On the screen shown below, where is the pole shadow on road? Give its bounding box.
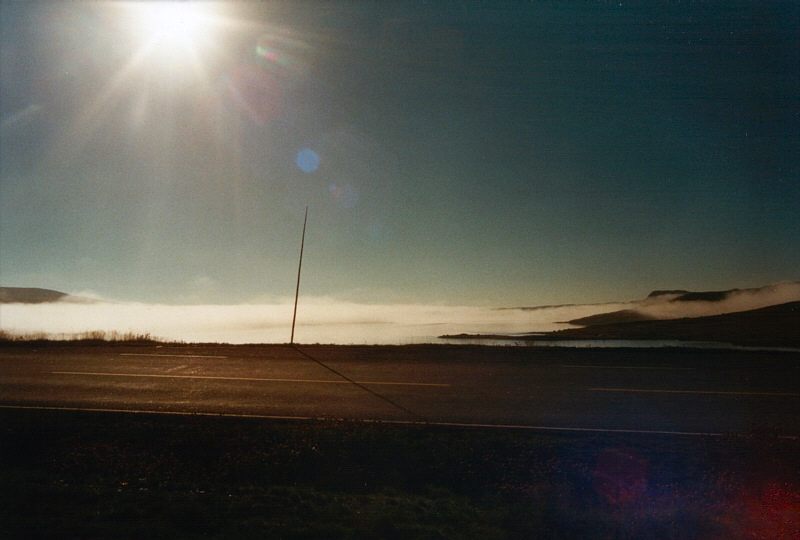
[290,345,424,422]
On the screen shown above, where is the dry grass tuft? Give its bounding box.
[0,329,160,343]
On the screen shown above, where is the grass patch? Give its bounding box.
[0,329,163,344]
[1,409,798,538]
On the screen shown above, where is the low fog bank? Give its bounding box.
[2,282,796,343]
[0,300,630,345]
[634,281,800,320]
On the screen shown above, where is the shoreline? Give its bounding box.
[442,301,800,349]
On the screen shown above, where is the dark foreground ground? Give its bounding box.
[2,408,799,539]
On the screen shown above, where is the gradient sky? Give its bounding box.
[1,1,798,306]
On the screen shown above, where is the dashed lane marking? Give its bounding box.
[165,364,187,373]
[0,404,730,437]
[51,371,450,387]
[561,364,694,371]
[119,353,228,359]
[590,387,800,397]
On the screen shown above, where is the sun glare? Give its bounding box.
[130,2,213,51]
[145,3,200,45]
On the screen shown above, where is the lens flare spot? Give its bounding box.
[715,481,800,538]
[296,148,320,173]
[328,183,359,208]
[256,35,292,68]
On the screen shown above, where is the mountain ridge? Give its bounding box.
[443,301,800,347]
[566,281,800,326]
[552,301,800,347]
[0,287,95,304]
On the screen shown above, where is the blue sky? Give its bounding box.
[1,1,798,306]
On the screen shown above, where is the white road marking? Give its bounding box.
[51,371,450,387]
[590,387,800,397]
[119,353,228,359]
[387,420,727,437]
[165,364,187,373]
[561,364,694,371]
[0,404,312,421]
[0,404,739,437]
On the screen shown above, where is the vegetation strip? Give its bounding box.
[6,407,798,538]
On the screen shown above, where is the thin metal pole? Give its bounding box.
[290,206,308,344]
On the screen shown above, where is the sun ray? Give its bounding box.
[47,3,226,165]
[47,42,157,165]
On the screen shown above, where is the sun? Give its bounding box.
[143,3,201,45]
[129,1,215,52]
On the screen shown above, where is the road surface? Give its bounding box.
[1,343,798,437]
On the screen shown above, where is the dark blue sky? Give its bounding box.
[1,1,798,305]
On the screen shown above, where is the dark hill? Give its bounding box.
[0,287,69,303]
[552,301,800,347]
[671,290,734,302]
[646,290,690,298]
[567,309,655,326]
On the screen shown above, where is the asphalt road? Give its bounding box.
[1,343,798,437]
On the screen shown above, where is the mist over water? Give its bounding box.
[0,301,626,344]
[635,281,800,319]
[1,282,797,344]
